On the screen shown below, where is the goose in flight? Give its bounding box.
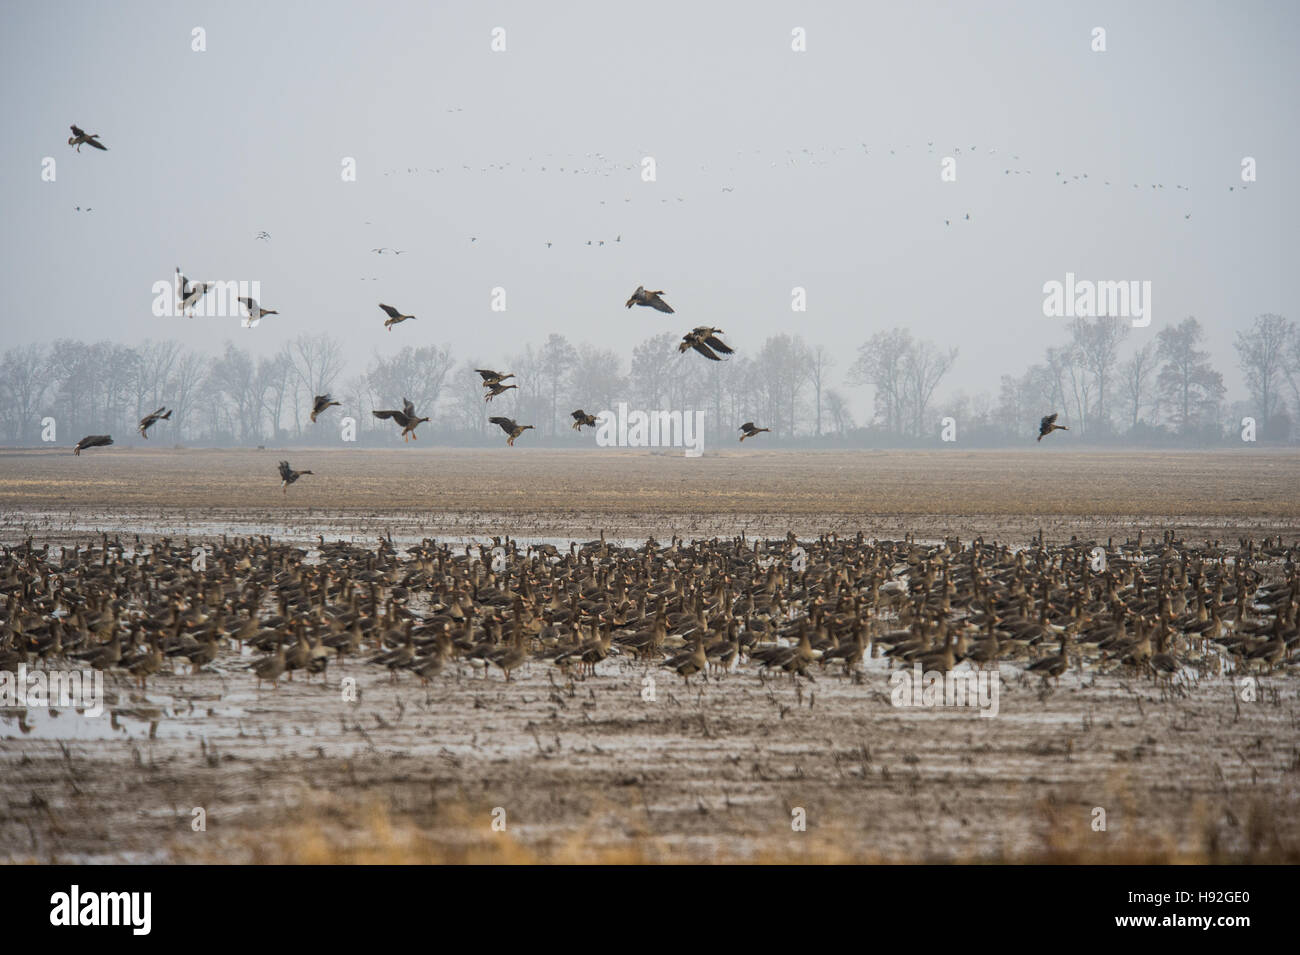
[475,369,514,387]
[68,125,107,152]
[278,460,313,493]
[489,416,534,446]
[137,407,171,438]
[738,422,770,441]
[176,268,212,316]
[379,303,416,330]
[373,398,429,441]
[626,286,674,313]
[1037,413,1069,441]
[73,435,113,455]
[238,296,278,326]
[310,395,341,423]
[484,381,517,402]
[571,410,598,430]
[678,327,733,361]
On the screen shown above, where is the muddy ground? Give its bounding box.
[1,448,1298,862]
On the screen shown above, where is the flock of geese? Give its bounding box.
[1,531,1294,694]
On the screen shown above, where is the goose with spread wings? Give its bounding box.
[678,326,733,361]
[475,369,514,387]
[379,303,416,330]
[1037,413,1069,441]
[310,395,341,423]
[739,422,770,441]
[625,285,674,313]
[490,416,534,446]
[68,125,107,152]
[571,410,599,431]
[137,407,171,438]
[73,435,113,455]
[239,296,278,326]
[373,398,429,441]
[176,268,212,316]
[278,460,313,493]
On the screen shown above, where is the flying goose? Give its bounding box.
[739,422,770,441]
[238,296,279,326]
[73,435,113,455]
[176,268,212,316]
[678,327,733,361]
[484,381,517,402]
[625,286,674,313]
[489,416,534,446]
[1037,413,1069,441]
[278,460,313,493]
[68,124,107,152]
[310,395,341,423]
[373,398,429,441]
[571,410,598,430]
[379,303,416,330]
[475,369,514,386]
[137,407,171,438]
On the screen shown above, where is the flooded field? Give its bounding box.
[1,448,1298,863]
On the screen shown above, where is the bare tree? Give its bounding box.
[847,328,912,434]
[809,345,834,436]
[1157,317,1224,434]
[1234,313,1294,432]
[0,344,50,444]
[1119,340,1160,428]
[1070,316,1129,431]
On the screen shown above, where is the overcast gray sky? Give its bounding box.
[2,0,1296,420]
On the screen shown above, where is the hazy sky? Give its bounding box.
[2,1,1297,421]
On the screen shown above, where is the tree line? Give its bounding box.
[0,315,1295,448]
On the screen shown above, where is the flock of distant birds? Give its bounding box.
[63,123,1072,489]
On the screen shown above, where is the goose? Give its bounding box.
[278,460,313,493]
[176,268,212,316]
[1037,413,1069,441]
[475,369,514,387]
[238,296,279,326]
[739,422,770,442]
[625,286,674,313]
[570,410,598,430]
[678,327,733,361]
[73,435,113,455]
[68,124,107,152]
[379,303,416,330]
[137,407,171,438]
[373,398,430,441]
[490,416,534,446]
[310,395,341,423]
[484,381,518,402]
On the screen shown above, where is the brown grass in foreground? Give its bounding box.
[169,792,1300,865]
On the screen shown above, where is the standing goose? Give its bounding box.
[278,460,313,493]
[373,398,429,441]
[1037,413,1069,441]
[489,416,534,446]
[625,286,674,313]
[137,407,171,438]
[238,296,278,326]
[379,303,416,330]
[73,435,113,456]
[738,422,770,442]
[678,327,733,361]
[571,410,598,431]
[310,394,341,423]
[68,124,107,152]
